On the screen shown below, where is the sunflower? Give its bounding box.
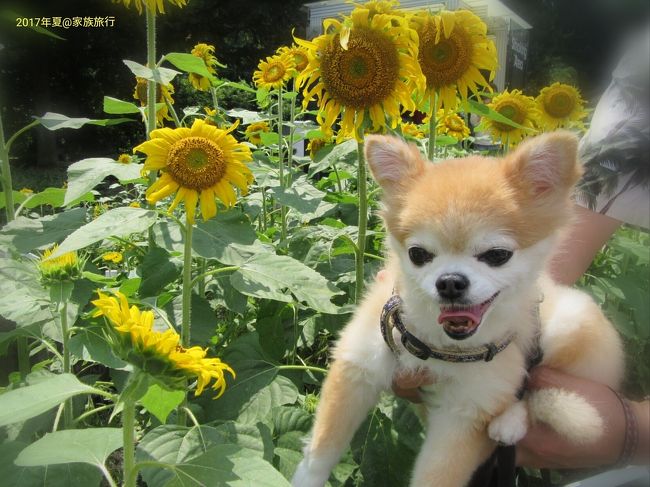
[436,110,470,141]
[117,153,132,164]
[296,3,424,140]
[536,82,588,130]
[480,89,539,146]
[253,52,295,90]
[189,43,218,91]
[112,0,187,15]
[134,119,253,225]
[133,77,175,127]
[39,245,81,283]
[92,291,234,397]
[102,251,124,264]
[411,9,497,112]
[307,134,333,159]
[401,122,425,139]
[276,44,309,75]
[244,121,271,146]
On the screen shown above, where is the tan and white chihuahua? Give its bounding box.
[292,132,624,487]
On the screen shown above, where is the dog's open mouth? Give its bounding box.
[437,292,500,340]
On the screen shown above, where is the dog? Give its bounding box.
[292,132,624,487]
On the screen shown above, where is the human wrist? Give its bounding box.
[631,399,650,464]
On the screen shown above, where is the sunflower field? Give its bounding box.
[0,1,647,487]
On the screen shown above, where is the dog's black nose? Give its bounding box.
[436,273,469,300]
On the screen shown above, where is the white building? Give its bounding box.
[303,0,532,91]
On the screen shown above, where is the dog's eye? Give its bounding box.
[408,247,434,266]
[477,248,513,267]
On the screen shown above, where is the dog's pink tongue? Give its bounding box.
[438,303,486,325]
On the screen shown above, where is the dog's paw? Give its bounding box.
[291,458,329,487]
[488,401,528,445]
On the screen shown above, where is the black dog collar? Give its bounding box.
[380,294,516,363]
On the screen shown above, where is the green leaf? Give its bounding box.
[201,333,298,424]
[0,190,27,209]
[20,187,94,209]
[15,428,122,469]
[0,374,95,426]
[225,109,267,125]
[140,383,185,423]
[103,96,142,115]
[64,157,143,205]
[350,409,417,487]
[219,81,256,93]
[462,99,535,131]
[163,293,216,345]
[138,247,182,297]
[0,257,55,328]
[35,112,133,130]
[0,207,86,253]
[434,134,462,146]
[123,59,180,85]
[259,132,280,146]
[308,139,356,177]
[68,327,127,369]
[136,422,273,487]
[231,253,343,314]
[53,207,157,257]
[268,176,335,222]
[164,52,217,82]
[0,10,66,40]
[163,444,291,487]
[153,212,270,265]
[0,441,101,487]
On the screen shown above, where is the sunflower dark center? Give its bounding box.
[448,116,465,131]
[321,27,400,109]
[294,53,308,72]
[264,63,286,83]
[166,136,226,190]
[493,103,525,132]
[545,92,574,118]
[419,23,472,89]
[136,80,163,104]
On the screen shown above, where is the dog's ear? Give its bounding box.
[503,131,582,200]
[365,135,425,196]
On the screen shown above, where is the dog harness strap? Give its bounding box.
[380,294,516,363]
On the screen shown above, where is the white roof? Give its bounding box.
[304,0,531,32]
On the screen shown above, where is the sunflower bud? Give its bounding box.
[38,245,82,284]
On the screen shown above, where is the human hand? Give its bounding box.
[391,368,436,404]
[516,366,627,469]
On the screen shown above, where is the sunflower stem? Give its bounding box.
[144,7,158,252]
[261,187,268,232]
[210,87,219,113]
[177,221,194,428]
[0,110,16,222]
[277,87,287,243]
[427,91,437,161]
[197,258,207,297]
[16,337,30,380]
[181,223,193,348]
[354,138,367,303]
[145,9,157,139]
[122,395,137,487]
[60,298,73,429]
[287,79,296,185]
[166,98,182,128]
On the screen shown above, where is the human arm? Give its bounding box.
[547,204,622,286]
[516,366,649,469]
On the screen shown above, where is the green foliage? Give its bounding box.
[1,7,648,487]
[578,227,650,396]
